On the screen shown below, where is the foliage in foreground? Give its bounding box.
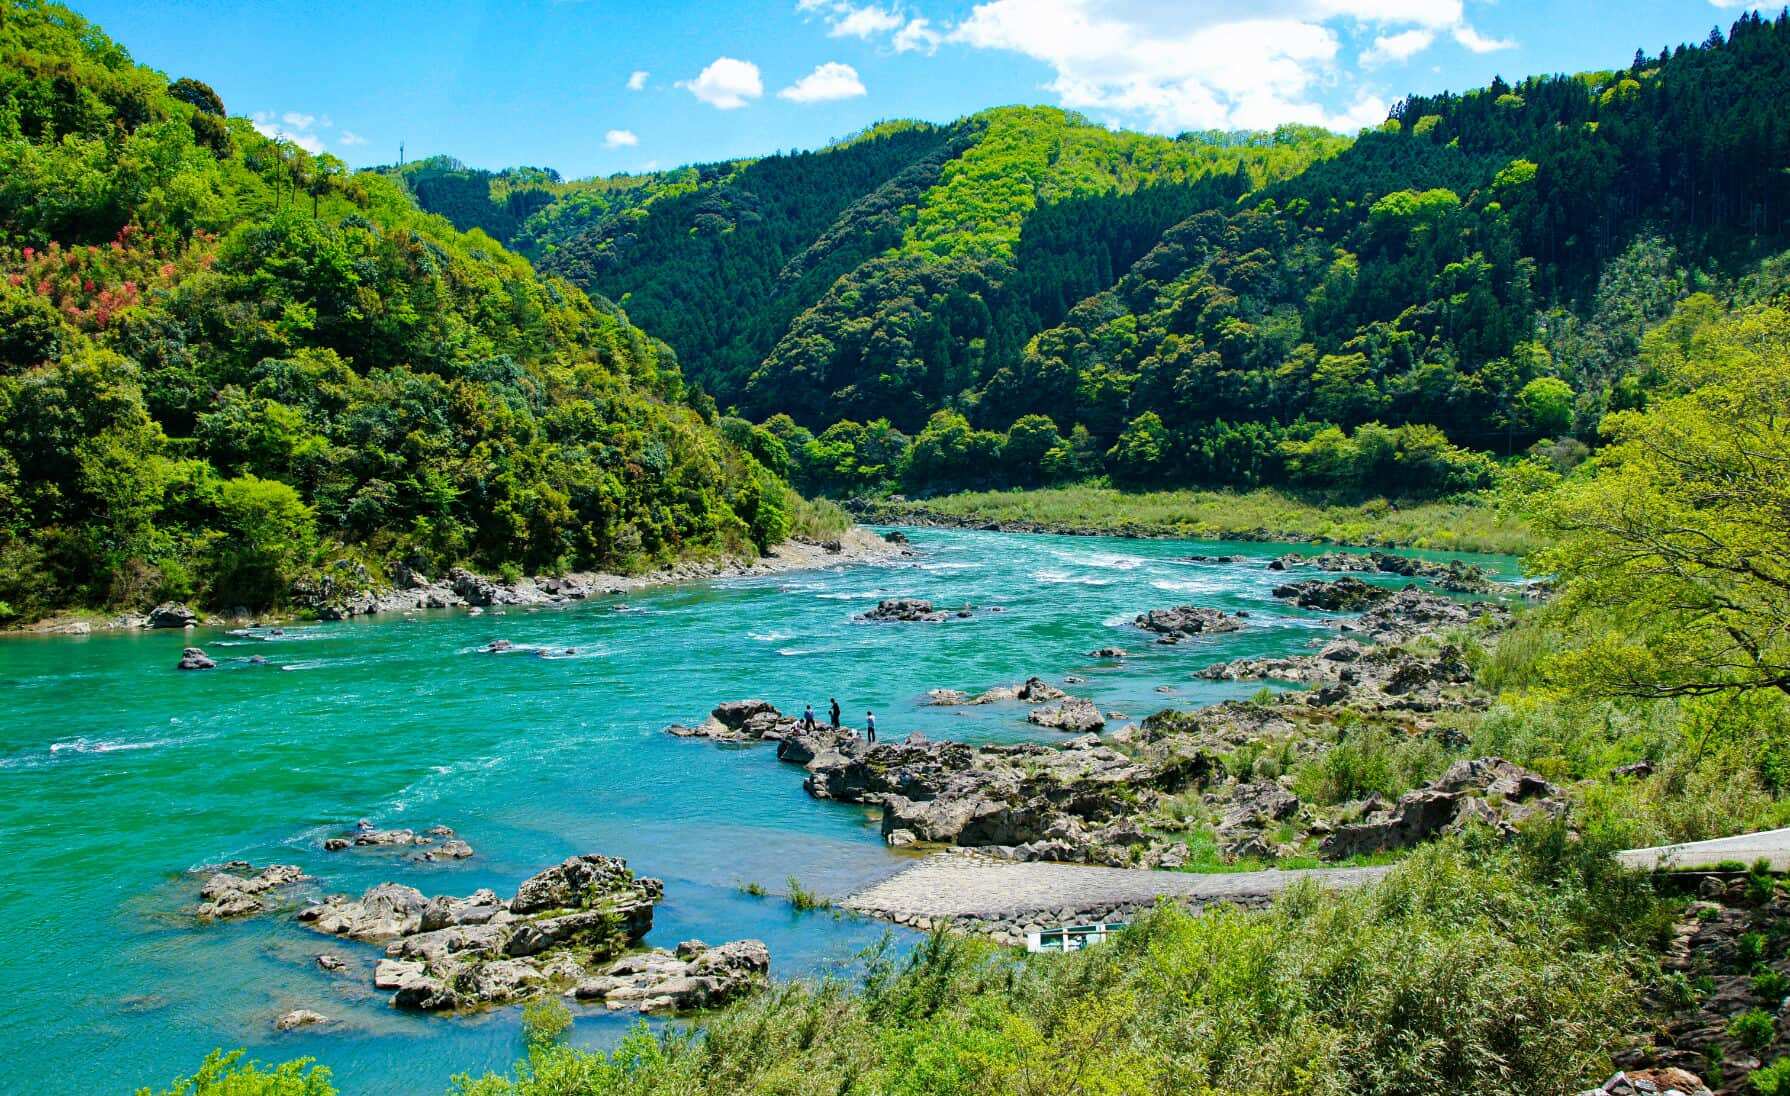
[434,837,1649,1096]
[134,1050,333,1096]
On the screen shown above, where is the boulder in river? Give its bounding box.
[570,938,770,1013]
[176,647,216,671]
[929,676,1067,706]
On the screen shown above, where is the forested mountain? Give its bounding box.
[0,0,791,622]
[408,14,1790,503]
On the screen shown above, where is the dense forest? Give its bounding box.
[0,0,794,623]
[408,15,1790,504]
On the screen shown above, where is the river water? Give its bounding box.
[0,527,1518,1093]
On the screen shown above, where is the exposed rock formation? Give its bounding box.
[1271,576,1393,612]
[299,854,668,1012]
[275,1009,329,1031]
[1026,697,1106,733]
[928,677,1067,706]
[323,824,472,861]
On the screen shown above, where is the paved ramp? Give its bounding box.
[841,853,1391,926]
[1616,827,1790,872]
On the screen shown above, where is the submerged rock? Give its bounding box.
[857,598,956,623]
[275,1009,329,1031]
[570,938,770,1013]
[301,854,664,1013]
[195,863,307,920]
[1133,605,1243,642]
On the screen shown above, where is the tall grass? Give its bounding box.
[873,485,1536,555]
[786,492,852,541]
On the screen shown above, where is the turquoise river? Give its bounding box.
[0,527,1518,1094]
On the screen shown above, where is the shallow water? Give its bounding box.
[0,528,1518,1093]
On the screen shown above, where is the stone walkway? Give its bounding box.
[840,852,1392,934]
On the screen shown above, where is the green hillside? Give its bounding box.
[0,0,791,622]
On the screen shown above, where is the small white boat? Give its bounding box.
[1025,921,1128,953]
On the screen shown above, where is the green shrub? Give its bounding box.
[1752,1056,1790,1095]
[134,1050,335,1096]
[1753,970,1790,1002]
[1732,1008,1778,1053]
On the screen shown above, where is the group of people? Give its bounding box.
[800,697,876,743]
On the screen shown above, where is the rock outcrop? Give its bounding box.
[149,603,199,628]
[1318,757,1563,859]
[1199,641,1484,713]
[299,854,667,1012]
[1133,605,1243,642]
[1026,697,1106,733]
[195,863,307,920]
[570,938,770,1013]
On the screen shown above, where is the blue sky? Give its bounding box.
[78,0,1769,178]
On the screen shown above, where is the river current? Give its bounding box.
[0,527,1518,1093]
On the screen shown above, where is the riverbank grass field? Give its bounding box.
[862,486,1535,556]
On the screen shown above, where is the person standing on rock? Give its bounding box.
[829,698,841,729]
[802,704,818,731]
[865,710,877,743]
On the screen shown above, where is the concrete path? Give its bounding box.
[1616,827,1790,872]
[840,853,1391,925]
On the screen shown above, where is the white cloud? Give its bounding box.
[779,61,868,102]
[337,130,368,146]
[830,3,903,37]
[1451,23,1514,53]
[894,17,942,53]
[946,0,1500,133]
[251,110,325,153]
[1362,27,1435,65]
[627,69,649,91]
[679,57,764,109]
[605,128,640,148]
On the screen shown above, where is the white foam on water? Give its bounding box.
[748,630,793,643]
[1032,569,1112,587]
[816,590,886,601]
[48,737,171,756]
[1149,577,1223,595]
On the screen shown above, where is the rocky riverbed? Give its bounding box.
[669,576,1553,877]
[21,528,910,633]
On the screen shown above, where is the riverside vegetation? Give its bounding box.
[2,0,1784,1091]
